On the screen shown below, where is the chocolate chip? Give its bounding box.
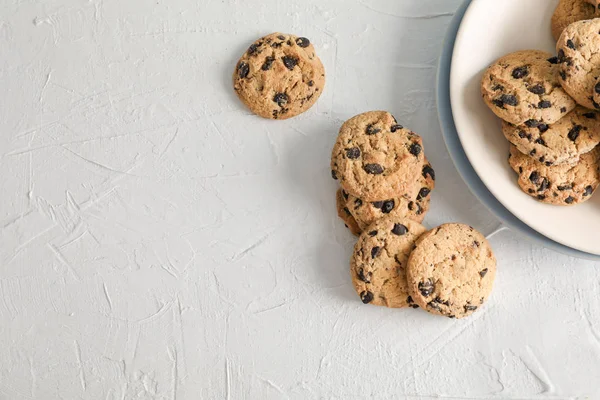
[568,125,582,141]
[390,124,403,132]
[535,138,546,146]
[583,112,597,119]
[464,305,478,312]
[371,201,384,209]
[530,149,537,156]
[528,84,546,95]
[368,230,378,237]
[247,43,259,55]
[538,124,549,133]
[237,62,250,78]
[557,185,572,191]
[357,268,371,283]
[433,297,450,306]
[567,39,576,50]
[364,164,384,175]
[427,301,441,311]
[538,178,549,192]
[593,98,600,109]
[525,119,540,128]
[261,56,275,71]
[273,93,289,107]
[366,124,381,135]
[409,143,422,157]
[538,100,552,109]
[479,268,488,278]
[417,187,431,201]
[561,107,567,113]
[371,246,381,259]
[308,80,314,87]
[331,170,337,180]
[381,200,395,214]
[547,56,559,64]
[277,35,286,40]
[537,195,546,200]
[343,207,351,216]
[560,71,567,80]
[492,84,504,91]
[391,223,408,236]
[595,82,600,95]
[518,131,531,140]
[500,94,518,106]
[295,37,310,48]
[346,147,361,159]
[512,66,529,79]
[282,56,298,70]
[529,171,540,184]
[473,240,480,247]
[354,198,362,207]
[418,280,434,297]
[422,164,435,180]
[558,49,566,61]
[342,190,349,200]
[360,291,374,304]
[584,185,594,196]
[565,196,575,204]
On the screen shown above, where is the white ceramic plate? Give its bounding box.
[451,0,600,256]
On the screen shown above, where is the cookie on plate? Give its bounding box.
[551,0,597,41]
[481,50,576,126]
[345,161,435,231]
[557,19,600,109]
[351,216,427,308]
[502,106,600,166]
[233,32,325,120]
[406,224,497,319]
[336,189,361,236]
[508,144,600,205]
[331,111,425,202]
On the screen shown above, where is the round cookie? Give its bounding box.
[557,19,600,110]
[481,50,576,126]
[502,106,600,166]
[508,144,600,205]
[551,0,597,41]
[233,32,325,120]
[331,111,425,202]
[336,189,361,236]
[406,224,497,319]
[351,216,427,309]
[345,161,435,231]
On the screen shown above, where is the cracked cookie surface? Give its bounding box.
[406,224,496,319]
[350,216,426,309]
[508,144,600,205]
[502,106,600,166]
[551,0,597,41]
[481,50,576,126]
[331,111,425,201]
[233,32,325,119]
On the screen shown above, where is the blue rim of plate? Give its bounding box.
[436,0,600,261]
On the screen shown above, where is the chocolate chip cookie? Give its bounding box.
[344,161,435,231]
[502,106,600,166]
[233,32,325,120]
[336,189,361,236]
[351,217,427,308]
[406,224,497,319]
[557,19,600,110]
[481,50,576,126]
[508,144,600,205]
[551,0,597,41]
[331,111,425,202]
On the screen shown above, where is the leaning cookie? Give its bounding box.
[481,50,576,126]
[406,224,497,319]
[233,32,325,119]
[551,0,597,41]
[345,161,435,231]
[508,144,600,205]
[557,19,600,110]
[502,106,600,166]
[331,111,425,202]
[351,216,427,308]
[336,189,361,236]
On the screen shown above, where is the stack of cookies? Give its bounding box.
[481,43,600,205]
[331,112,497,319]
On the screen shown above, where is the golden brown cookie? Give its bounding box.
[336,189,361,236]
[233,32,325,119]
[351,216,427,308]
[502,106,600,166]
[508,144,600,205]
[481,50,576,126]
[557,19,600,109]
[331,111,425,202]
[551,0,597,41]
[406,224,497,319]
[344,161,435,231]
